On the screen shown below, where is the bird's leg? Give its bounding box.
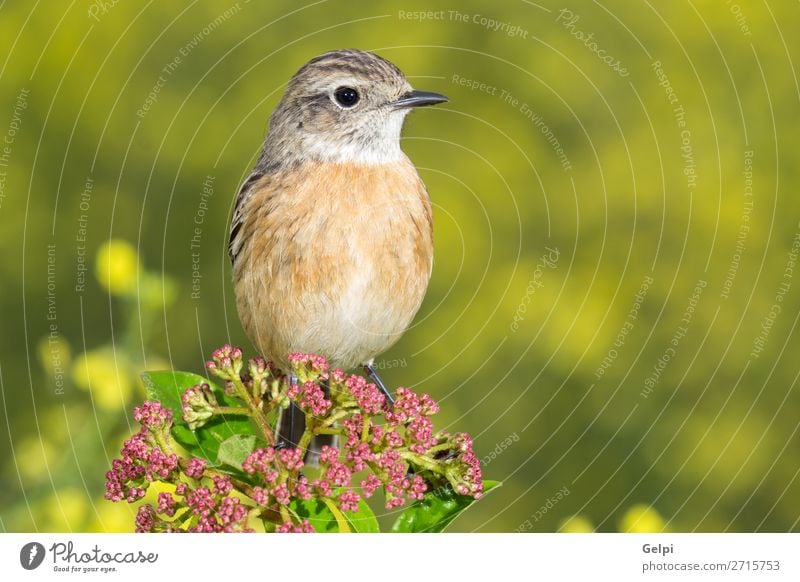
[363,361,395,406]
[276,372,305,449]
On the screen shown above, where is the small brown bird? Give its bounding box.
[229,49,446,447]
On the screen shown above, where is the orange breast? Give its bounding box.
[233,157,433,369]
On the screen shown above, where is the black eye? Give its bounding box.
[334,86,359,107]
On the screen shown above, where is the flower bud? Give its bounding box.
[181,383,218,430]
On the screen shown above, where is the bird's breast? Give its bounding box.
[234,158,433,369]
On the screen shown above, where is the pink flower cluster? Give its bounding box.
[106,401,252,532]
[105,402,179,503]
[346,375,386,414]
[240,352,484,521]
[385,388,439,454]
[448,433,483,497]
[134,400,174,432]
[242,446,314,519]
[134,477,251,533]
[287,381,331,416]
[181,382,218,429]
[106,346,485,534]
[287,352,329,379]
[276,519,314,533]
[205,344,244,380]
[133,462,251,533]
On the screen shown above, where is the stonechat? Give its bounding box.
[229,49,446,447]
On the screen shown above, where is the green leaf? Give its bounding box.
[390,480,501,533]
[217,434,258,468]
[288,497,380,533]
[289,498,340,533]
[345,499,380,533]
[142,370,258,466]
[175,415,258,468]
[322,498,351,533]
[142,371,208,416]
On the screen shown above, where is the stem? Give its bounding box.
[314,427,341,435]
[425,442,453,455]
[360,415,370,442]
[321,409,348,428]
[399,450,446,475]
[178,460,254,496]
[215,406,251,416]
[154,431,173,454]
[269,378,282,404]
[297,414,314,452]
[229,374,274,445]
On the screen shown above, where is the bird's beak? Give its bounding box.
[392,90,448,108]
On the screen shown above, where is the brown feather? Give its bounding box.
[233,156,433,370]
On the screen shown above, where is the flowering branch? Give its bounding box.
[203,346,275,445]
[105,345,493,533]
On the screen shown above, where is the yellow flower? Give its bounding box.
[95,239,139,295]
[558,515,594,533]
[40,488,89,532]
[36,333,71,377]
[88,500,137,533]
[71,348,132,411]
[40,404,90,443]
[14,436,57,482]
[140,271,178,309]
[619,504,667,532]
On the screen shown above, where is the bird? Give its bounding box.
[229,49,447,450]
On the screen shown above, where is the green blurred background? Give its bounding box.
[1,0,799,533]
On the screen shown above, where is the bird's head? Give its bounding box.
[264,49,447,166]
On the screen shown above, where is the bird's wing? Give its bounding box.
[229,170,265,265]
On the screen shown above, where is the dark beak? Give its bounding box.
[392,89,448,108]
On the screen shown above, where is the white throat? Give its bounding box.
[303,110,408,165]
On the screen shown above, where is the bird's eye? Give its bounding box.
[333,86,360,107]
